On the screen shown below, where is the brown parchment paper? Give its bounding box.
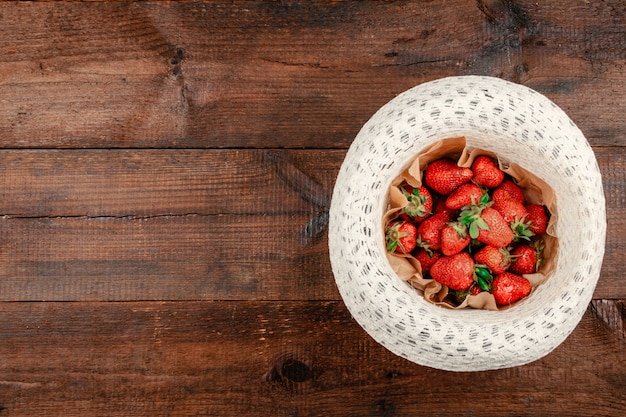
[384,137,559,310]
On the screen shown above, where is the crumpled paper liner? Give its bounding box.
[384,137,559,310]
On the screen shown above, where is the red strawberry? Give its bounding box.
[490,272,531,306]
[417,213,450,251]
[414,248,442,273]
[399,185,433,222]
[492,180,525,206]
[433,197,459,218]
[525,204,549,235]
[476,208,514,248]
[430,252,475,291]
[494,199,528,224]
[473,245,511,275]
[424,159,473,195]
[445,183,484,210]
[454,281,485,304]
[453,265,491,302]
[440,222,470,256]
[509,243,543,274]
[470,285,484,296]
[471,155,504,188]
[385,221,417,254]
[460,203,514,248]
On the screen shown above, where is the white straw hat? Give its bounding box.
[328,76,606,371]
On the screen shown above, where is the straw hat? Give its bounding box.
[328,76,606,371]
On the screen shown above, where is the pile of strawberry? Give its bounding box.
[385,156,550,307]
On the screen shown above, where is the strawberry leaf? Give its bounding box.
[401,188,430,219]
[476,217,489,230]
[473,266,493,291]
[510,215,535,242]
[477,276,492,291]
[469,222,479,239]
[474,266,491,281]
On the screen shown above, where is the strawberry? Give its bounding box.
[385,221,418,254]
[433,197,459,218]
[509,242,543,274]
[430,252,475,291]
[473,245,511,274]
[477,208,515,248]
[494,198,528,225]
[490,272,531,306]
[454,281,485,304]
[492,180,525,206]
[424,158,473,195]
[471,155,504,188]
[525,204,549,235]
[440,222,470,256]
[445,183,485,210]
[417,213,450,251]
[453,264,492,303]
[470,284,484,296]
[399,185,433,222]
[414,248,442,273]
[459,203,514,248]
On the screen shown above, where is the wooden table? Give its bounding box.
[0,1,623,415]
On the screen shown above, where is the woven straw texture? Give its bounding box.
[328,76,606,371]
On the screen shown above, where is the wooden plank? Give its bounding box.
[0,1,623,148]
[0,147,621,301]
[0,214,337,301]
[0,149,341,217]
[0,300,622,416]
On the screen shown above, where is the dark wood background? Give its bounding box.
[0,1,623,416]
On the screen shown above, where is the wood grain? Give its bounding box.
[0,150,340,217]
[0,1,623,415]
[0,214,337,301]
[0,300,622,416]
[0,1,623,148]
[0,148,621,301]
